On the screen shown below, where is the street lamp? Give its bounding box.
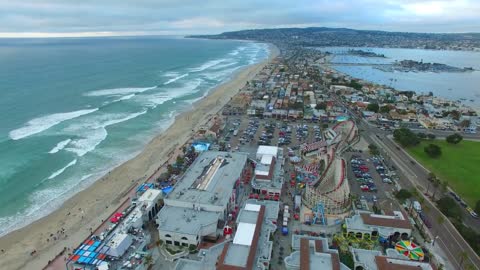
[432,235,439,246]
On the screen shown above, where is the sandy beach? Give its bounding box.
[0,43,279,270]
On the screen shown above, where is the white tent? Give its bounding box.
[106,233,133,257]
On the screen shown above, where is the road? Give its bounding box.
[356,115,480,270]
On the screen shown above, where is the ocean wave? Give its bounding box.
[48,139,72,154]
[84,86,157,97]
[142,79,203,108]
[47,159,77,180]
[211,61,238,70]
[9,109,99,140]
[112,93,136,102]
[164,73,189,85]
[189,59,225,72]
[64,111,147,157]
[202,67,241,81]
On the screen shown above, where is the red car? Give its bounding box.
[360,167,369,172]
[360,185,370,191]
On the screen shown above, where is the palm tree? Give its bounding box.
[458,251,468,268]
[431,178,441,200]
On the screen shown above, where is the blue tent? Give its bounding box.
[162,186,173,195]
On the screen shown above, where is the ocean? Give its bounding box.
[318,47,480,108]
[0,36,269,236]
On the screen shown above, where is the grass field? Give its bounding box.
[406,140,480,207]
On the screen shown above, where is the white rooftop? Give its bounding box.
[245,204,261,212]
[233,222,256,246]
[256,145,278,159]
[260,154,273,165]
[139,188,161,203]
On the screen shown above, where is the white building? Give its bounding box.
[156,151,249,247]
[106,233,133,257]
[345,210,412,239]
[252,146,285,196]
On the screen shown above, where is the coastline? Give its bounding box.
[0,43,279,270]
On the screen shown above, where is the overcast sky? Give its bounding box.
[0,0,479,37]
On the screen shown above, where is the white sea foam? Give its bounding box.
[65,111,147,157]
[189,59,225,72]
[113,93,136,102]
[164,73,189,85]
[9,109,99,140]
[142,79,203,108]
[84,87,157,97]
[48,139,71,154]
[48,159,77,180]
[211,61,238,70]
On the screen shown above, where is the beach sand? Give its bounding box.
[0,43,279,270]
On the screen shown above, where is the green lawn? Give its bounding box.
[406,140,480,206]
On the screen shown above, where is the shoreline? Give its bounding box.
[0,43,279,270]
[323,54,480,113]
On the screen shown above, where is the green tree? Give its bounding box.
[424,144,442,158]
[475,200,480,214]
[315,102,327,110]
[446,133,463,144]
[437,197,463,221]
[368,144,380,156]
[426,133,436,140]
[367,103,380,113]
[395,189,413,203]
[380,105,391,113]
[417,132,427,139]
[431,177,441,200]
[393,128,420,147]
[459,251,469,268]
[459,119,471,128]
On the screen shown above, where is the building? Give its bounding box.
[345,210,412,240]
[136,188,162,221]
[216,200,279,270]
[173,200,279,270]
[156,151,249,247]
[284,235,350,270]
[251,146,285,196]
[351,248,437,270]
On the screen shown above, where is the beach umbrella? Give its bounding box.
[395,240,424,261]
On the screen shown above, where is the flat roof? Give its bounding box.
[233,222,256,246]
[166,151,248,207]
[218,200,279,270]
[257,145,278,158]
[138,188,161,203]
[245,204,261,212]
[156,206,220,235]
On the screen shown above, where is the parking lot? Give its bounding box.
[346,152,398,213]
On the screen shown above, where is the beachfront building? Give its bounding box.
[172,199,279,270]
[351,248,436,270]
[345,210,412,240]
[284,235,350,270]
[251,145,285,197]
[156,151,249,247]
[216,199,279,270]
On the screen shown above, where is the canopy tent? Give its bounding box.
[395,240,424,261]
[161,186,173,195]
[70,240,106,266]
[137,183,154,193]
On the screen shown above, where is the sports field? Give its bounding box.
[407,140,480,206]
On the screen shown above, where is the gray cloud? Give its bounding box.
[0,0,478,37]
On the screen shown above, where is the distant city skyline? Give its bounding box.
[0,0,479,38]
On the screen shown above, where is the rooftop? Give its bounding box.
[217,200,279,270]
[156,206,220,235]
[345,210,412,237]
[285,236,349,270]
[352,248,435,270]
[166,151,248,208]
